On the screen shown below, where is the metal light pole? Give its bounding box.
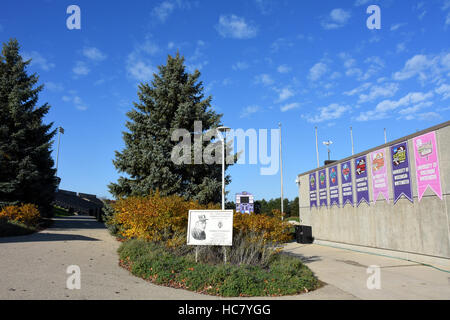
[295,177,300,223]
[217,126,230,210]
[384,128,387,144]
[350,126,354,156]
[323,140,333,161]
[315,126,319,168]
[55,127,64,177]
[279,122,284,220]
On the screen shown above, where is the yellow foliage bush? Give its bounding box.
[111,191,217,243]
[233,212,293,244]
[110,192,292,246]
[0,204,40,226]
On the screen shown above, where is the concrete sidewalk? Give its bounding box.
[283,242,450,300]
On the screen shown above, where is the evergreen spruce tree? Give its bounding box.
[0,39,57,216]
[109,53,235,204]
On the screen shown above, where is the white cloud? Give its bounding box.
[305,103,350,123]
[277,64,291,73]
[62,92,88,111]
[308,62,327,81]
[232,61,249,71]
[72,61,90,76]
[358,83,399,103]
[435,84,450,100]
[271,38,294,52]
[82,47,107,61]
[254,74,274,86]
[152,1,175,22]
[280,102,300,112]
[45,82,64,92]
[356,91,434,121]
[275,87,295,102]
[22,51,55,71]
[344,82,372,96]
[240,105,260,118]
[126,40,159,81]
[393,53,450,83]
[321,8,351,29]
[216,14,258,39]
[390,23,407,31]
[354,0,371,6]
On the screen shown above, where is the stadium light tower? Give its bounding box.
[323,140,333,161]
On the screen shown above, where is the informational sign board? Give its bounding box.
[187,210,233,246]
[309,172,317,208]
[413,131,442,201]
[328,165,339,207]
[340,160,354,207]
[370,148,389,203]
[390,142,413,203]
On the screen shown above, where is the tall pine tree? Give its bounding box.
[109,53,234,204]
[0,39,57,216]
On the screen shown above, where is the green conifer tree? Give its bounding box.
[0,39,57,216]
[109,53,235,204]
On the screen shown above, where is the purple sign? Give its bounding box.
[355,155,370,206]
[309,172,317,208]
[329,166,339,207]
[340,161,353,207]
[391,142,413,203]
[318,169,328,207]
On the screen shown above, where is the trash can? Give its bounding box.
[296,225,313,244]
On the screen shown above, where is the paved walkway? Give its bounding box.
[283,242,450,300]
[0,216,353,300]
[1,215,448,300]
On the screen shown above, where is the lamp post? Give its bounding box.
[55,127,64,189]
[323,140,333,161]
[295,177,300,224]
[217,126,230,210]
[279,122,284,220]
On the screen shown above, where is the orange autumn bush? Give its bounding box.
[111,191,218,243]
[0,204,40,226]
[233,212,293,244]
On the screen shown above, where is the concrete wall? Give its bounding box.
[297,122,450,264]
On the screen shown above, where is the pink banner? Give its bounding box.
[413,131,442,201]
[371,148,389,203]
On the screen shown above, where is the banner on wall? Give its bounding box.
[371,148,389,203]
[355,155,370,206]
[309,172,317,208]
[329,166,339,207]
[391,142,413,203]
[413,131,442,201]
[340,161,354,207]
[318,169,328,207]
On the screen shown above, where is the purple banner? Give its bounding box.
[318,169,328,207]
[391,142,413,203]
[309,172,317,208]
[340,161,353,207]
[329,166,339,207]
[355,155,370,206]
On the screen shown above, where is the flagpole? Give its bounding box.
[279,122,284,220]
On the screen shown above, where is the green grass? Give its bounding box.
[53,206,74,217]
[118,239,322,297]
[0,219,37,237]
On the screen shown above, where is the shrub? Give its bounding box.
[110,191,216,242]
[0,204,40,226]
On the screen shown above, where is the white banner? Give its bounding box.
[187,210,233,246]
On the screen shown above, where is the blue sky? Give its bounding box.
[1,0,449,201]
